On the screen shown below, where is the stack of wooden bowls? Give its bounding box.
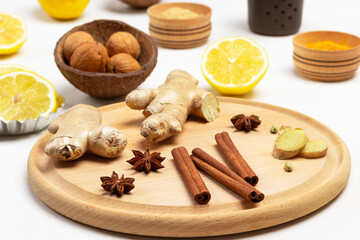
[147,2,211,49]
[293,31,360,81]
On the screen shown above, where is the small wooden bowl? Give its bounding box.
[293,31,360,81]
[54,20,158,99]
[147,2,212,49]
[121,0,160,8]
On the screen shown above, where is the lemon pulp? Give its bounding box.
[0,71,57,122]
[201,37,268,95]
[0,13,27,55]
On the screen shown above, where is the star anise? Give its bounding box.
[231,114,261,132]
[100,171,135,196]
[127,148,165,173]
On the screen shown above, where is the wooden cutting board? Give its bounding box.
[28,97,350,237]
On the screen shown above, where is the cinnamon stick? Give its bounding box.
[191,148,264,203]
[215,131,259,186]
[171,146,211,205]
[215,132,250,183]
[193,148,242,182]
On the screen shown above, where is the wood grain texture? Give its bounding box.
[28,97,351,237]
[292,30,360,81]
[54,20,158,99]
[294,64,356,81]
[149,36,209,49]
[147,3,211,49]
[293,53,358,81]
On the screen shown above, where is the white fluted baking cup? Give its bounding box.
[0,102,65,136]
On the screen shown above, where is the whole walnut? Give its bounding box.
[107,53,141,73]
[70,42,109,72]
[63,31,95,62]
[106,32,141,59]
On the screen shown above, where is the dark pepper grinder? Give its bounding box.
[248,0,304,36]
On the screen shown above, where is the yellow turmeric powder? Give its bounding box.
[305,39,352,50]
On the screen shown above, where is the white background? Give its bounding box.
[1,0,359,239]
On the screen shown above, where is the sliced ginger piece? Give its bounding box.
[272,129,307,159]
[299,140,328,159]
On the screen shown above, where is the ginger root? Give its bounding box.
[125,70,220,142]
[299,140,328,159]
[272,129,307,159]
[44,104,127,161]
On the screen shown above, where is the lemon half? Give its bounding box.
[0,13,27,55]
[0,64,33,75]
[201,37,268,95]
[0,71,57,122]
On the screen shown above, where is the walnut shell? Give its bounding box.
[106,32,141,59]
[107,53,141,73]
[70,42,109,73]
[63,31,95,62]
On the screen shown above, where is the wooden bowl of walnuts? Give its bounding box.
[54,19,158,99]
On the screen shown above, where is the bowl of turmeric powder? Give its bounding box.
[293,31,360,81]
[147,2,212,49]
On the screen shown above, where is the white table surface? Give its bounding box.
[1,0,359,239]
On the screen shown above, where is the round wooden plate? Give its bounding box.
[28,97,350,237]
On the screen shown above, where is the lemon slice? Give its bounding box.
[0,13,27,55]
[201,37,268,95]
[0,71,57,122]
[0,64,32,75]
